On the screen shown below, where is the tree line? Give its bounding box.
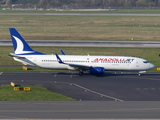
[0,0,160,9]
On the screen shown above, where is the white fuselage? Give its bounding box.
[13,55,154,71]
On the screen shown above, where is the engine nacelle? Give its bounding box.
[89,67,105,75]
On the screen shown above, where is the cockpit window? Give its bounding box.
[143,61,148,63]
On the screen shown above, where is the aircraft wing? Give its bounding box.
[9,53,36,66]
[55,54,90,70]
[65,63,90,70]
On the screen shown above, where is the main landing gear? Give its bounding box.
[79,70,83,76]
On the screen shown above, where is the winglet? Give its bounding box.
[55,54,63,63]
[60,50,66,55]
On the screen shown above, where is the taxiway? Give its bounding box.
[1,71,160,119]
[1,71,160,101]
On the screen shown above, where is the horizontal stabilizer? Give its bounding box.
[9,53,25,58]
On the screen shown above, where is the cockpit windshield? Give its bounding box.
[143,61,148,63]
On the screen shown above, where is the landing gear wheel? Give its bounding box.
[79,71,83,76]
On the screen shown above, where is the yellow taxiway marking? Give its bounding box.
[125,75,160,81]
[54,74,57,77]
[0,72,3,75]
[144,88,149,90]
[143,77,160,81]
[136,88,160,90]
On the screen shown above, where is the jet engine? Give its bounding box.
[89,67,105,75]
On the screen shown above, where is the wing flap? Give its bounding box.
[66,63,90,70]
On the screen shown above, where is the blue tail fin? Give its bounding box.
[9,28,45,55]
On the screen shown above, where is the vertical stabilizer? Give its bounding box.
[9,28,44,55]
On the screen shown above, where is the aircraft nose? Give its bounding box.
[149,63,155,69]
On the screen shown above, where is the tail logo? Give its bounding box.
[12,35,34,54]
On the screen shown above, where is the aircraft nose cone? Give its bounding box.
[149,63,155,69]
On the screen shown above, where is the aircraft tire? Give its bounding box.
[79,71,83,76]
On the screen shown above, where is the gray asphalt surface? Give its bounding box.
[1,71,160,101]
[1,71,160,118]
[1,40,160,48]
[1,101,160,119]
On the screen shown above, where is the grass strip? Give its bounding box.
[0,85,76,101]
[0,14,160,41]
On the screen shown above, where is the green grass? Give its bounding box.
[0,66,69,72]
[0,14,160,41]
[0,85,76,101]
[0,46,159,72]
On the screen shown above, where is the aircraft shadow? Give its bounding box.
[52,71,160,77]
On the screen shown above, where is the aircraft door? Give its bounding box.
[136,60,139,67]
[87,57,90,65]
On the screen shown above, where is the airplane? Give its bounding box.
[9,28,155,76]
